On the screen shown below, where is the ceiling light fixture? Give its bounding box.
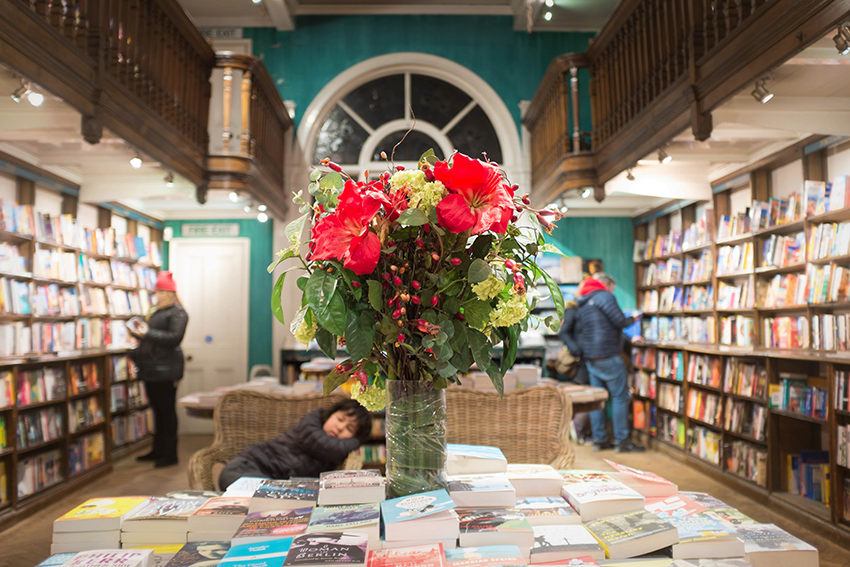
[257,212,269,223]
[252,0,261,3]
[244,203,252,213]
[129,153,142,169]
[658,148,672,165]
[835,23,850,55]
[27,91,44,107]
[751,77,773,104]
[544,11,553,21]
[228,191,239,203]
[545,0,554,6]
[626,170,636,181]
[258,204,267,212]
[581,188,592,199]
[163,172,174,187]
[10,83,29,104]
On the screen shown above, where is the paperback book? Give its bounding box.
[121,497,210,533]
[644,494,707,519]
[54,497,150,533]
[317,470,386,506]
[514,496,580,525]
[231,508,314,545]
[186,496,251,534]
[665,515,743,559]
[366,543,446,567]
[447,473,516,508]
[223,476,270,497]
[528,525,605,564]
[163,541,231,566]
[560,480,644,522]
[456,508,534,551]
[677,492,729,510]
[220,537,294,567]
[251,479,320,514]
[603,460,678,498]
[125,544,184,567]
[380,490,458,542]
[64,549,153,567]
[735,524,818,567]
[700,508,756,528]
[282,532,369,566]
[583,509,679,559]
[446,444,508,475]
[444,545,526,567]
[505,464,564,498]
[306,503,380,542]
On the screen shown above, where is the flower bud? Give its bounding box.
[431,252,440,262]
[390,265,398,272]
[504,259,517,271]
[456,313,466,321]
[352,281,360,289]
[451,258,461,266]
[423,224,431,234]
[397,333,405,343]
[327,161,343,173]
[411,280,421,290]
[400,307,407,315]
[430,295,440,306]
[396,165,405,171]
[513,272,527,294]
[416,238,424,249]
[423,168,435,182]
[381,151,388,159]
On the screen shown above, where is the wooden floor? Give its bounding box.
[0,436,848,567]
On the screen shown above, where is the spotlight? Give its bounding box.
[10,84,29,103]
[560,205,569,214]
[626,170,636,181]
[27,91,44,107]
[658,148,672,165]
[581,188,592,199]
[751,78,773,104]
[163,172,174,187]
[545,0,554,6]
[836,23,850,55]
[252,0,261,3]
[228,191,239,202]
[544,11,553,21]
[243,204,252,213]
[129,153,142,169]
[258,204,267,212]
[257,212,269,223]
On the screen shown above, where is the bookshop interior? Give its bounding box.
[3,0,850,565]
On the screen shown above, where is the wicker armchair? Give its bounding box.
[187,389,364,490]
[446,385,574,469]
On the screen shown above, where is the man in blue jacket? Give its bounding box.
[575,272,645,453]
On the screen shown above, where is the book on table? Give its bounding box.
[36,552,81,567]
[560,479,644,522]
[223,476,271,497]
[528,524,605,564]
[443,545,526,567]
[121,497,210,533]
[735,524,818,567]
[583,509,679,559]
[456,508,534,551]
[668,560,754,567]
[231,507,314,546]
[379,537,457,551]
[251,479,320,514]
[643,494,708,519]
[164,541,231,566]
[700,507,756,528]
[677,492,730,510]
[447,473,516,508]
[514,496,580,525]
[62,549,154,567]
[665,515,744,559]
[53,497,151,533]
[218,537,294,567]
[366,542,447,567]
[505,464,565,498]
[282,532,369,567]
[120,530,186,546]
[380,489,459,542]
[52,529,121,553]
[317,470,386,506]
[446,443,508,475]
[306,503,381,544]
[603,460,678,498]
[166,489,223,500]
[124,543,184,567]
[186,496,251,535]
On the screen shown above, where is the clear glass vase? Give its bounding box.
[384,379,447,498]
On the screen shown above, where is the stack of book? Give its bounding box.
[380,489,459,550]
[51,496,150,554]
[120,496,209,547]
[186,496,251,542]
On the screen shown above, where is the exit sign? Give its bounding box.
[181,224,240,237]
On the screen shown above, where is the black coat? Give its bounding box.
[238,409,361,479]
[576,289,635,359]
[133,303,189,382]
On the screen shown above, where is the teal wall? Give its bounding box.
[162,219,275,374]
[547,217,636,310]
[245,16,594,132]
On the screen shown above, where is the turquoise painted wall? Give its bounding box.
[245,16,594,133]
[547,217,636,310]
[162,219,275,374]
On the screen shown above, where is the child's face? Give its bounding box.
[323,410,359,439]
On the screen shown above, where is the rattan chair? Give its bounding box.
[446,384,574,469]
[187,389,363,490]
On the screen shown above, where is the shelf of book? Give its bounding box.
[771,491,832,523]
[770,408,829,425]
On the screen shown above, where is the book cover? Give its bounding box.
[666,514,737,544]
[317,470,386,506]
[505,464,564,497]
[54,497,150,533]
[125,544,184,567]
[583,509,679,559]
[232,507,314,543]
[222,476,270,497]
[447,473,516,508]
[37,552,81,566]
[63,549,153,567]
[187,496,250,534]
[457,508,533,534]
[529,525,605,562]
[122,497,210,532]
[162,541,231,566]
[603,461,677,498]
[306,503,380,534]
[560,479,644,522]
[669,560,754,567]
[514,496,580,525]
[220,537,294,567]
[700,508,756,528]
[677,492,729,510]
[380,489,456,525]
[644,494,708,519]
[446,444,508,475]
[736,524,818,566]
[253,479,320,507]
[367,543,446,567]
[443,545,526,567]
[282,532,368,566]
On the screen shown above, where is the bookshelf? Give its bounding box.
[0,182,162,530]
[631,136,850,545]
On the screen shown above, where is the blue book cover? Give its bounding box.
[380,489,456,525]
[446,444,506,461]
[37,553,78,566]
[444,545,525,565]
[667,514,735,543]
[222,537,294,567]
[307,503,380,532]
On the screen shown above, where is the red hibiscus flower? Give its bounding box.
[309,180,387,275]
[434,153,515,234]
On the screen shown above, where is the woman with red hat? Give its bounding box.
[129,270,189,468]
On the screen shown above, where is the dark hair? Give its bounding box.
[323,398,372,442]
[588,259,604,274]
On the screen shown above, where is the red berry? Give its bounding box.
[456,313,465,321]
[423,168,435,182]
[397,334,405,343]
[382,282,389,290]
[392,309,402,319]
[390,265,398,272]
[412,296,421,305]
[411,280,421,290]
[393,276,402,286]
[504,259,517,271]
[431,252,440,262]
[451,258,461,266]
[352,281,360,288]
[383,273,391,281]
[423,224,431,234]
[431,295,440,306]
[396,165,405,171]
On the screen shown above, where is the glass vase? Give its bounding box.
[384,379,447,498]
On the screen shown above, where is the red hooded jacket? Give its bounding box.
[578,276,607,296]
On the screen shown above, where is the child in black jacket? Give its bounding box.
[218,399,372,490]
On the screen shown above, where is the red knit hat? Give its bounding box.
[155,271,178,291]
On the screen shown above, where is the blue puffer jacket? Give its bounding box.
[576,281,635,360]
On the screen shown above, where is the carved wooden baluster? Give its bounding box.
[737,0,749,22]
[714,0,726,46]
[648,0,660,101]
[629,16,639,122]
[637,4,648,109]
[570,66,581,153]
[241,70,252,156]
[33,0,47,19]
[135,0,149,99]
[701,0,713,53]
[725,0,738,36]
[658,0,669,89]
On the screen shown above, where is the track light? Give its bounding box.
[228,191,239,202]
[626,170,636,181]
[164,172,174,187]
[751,78,773,104]
[252,0,261,3]
[258,204,267,212]
[10,80,44,106]
[581,188,592,199]
[545,0,554,6]
[257,212,269,223]
[658,149,672,164]
[10,84,29,104]
[835,23,850,55]
[544,11,552,21]
[243,204,252,213]
[27,91,44,107]
[129,153,142,169]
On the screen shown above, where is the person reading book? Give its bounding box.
[218,399,372,490]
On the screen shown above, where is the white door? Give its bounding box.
[169,237,250,434]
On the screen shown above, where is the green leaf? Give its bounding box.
[320,171,344,191]
[268,249,297,273]
[469,234,493,259]
[433,375,448,389]
[323,361,351,395]
[468,329,503,396]
[306,270,346,335]
[526,243,538,256]
[271,271,286,324]
[345,309,376,362]
[443,297,461,315]
[463,299,491,330]
[316,327,337,359]
[536,263,565,323]
[450,347,470,374]
[419,148,438,168]
[450,320,467,350]
[310,169,322,182]
[500,325,519,374]
[396,208,428,227]
[290,305,308,335]
[367,280,382,311]
[297,276,309,291]
[468,258,491,283]
[284,214,309,246]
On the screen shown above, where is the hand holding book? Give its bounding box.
[126,316,149,337]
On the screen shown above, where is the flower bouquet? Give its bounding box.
[270,149,564,495]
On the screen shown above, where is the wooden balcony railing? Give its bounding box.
[1,0,215,189]
[207,53,294,221]
[527,0,850,200]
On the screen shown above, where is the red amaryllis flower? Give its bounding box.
[434,153,515,234]
[309,181,387,275]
